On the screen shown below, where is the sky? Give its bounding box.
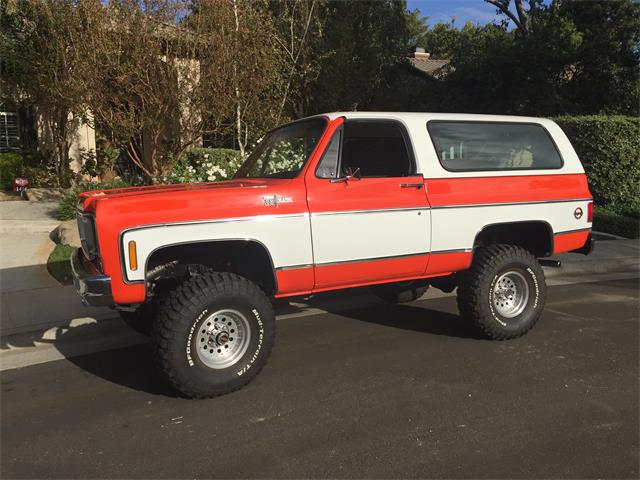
[406,0,509,27]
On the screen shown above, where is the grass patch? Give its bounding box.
[593,205,639,239]
[47,244,74,285]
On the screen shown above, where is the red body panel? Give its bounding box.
[426,174,591,207]
[554,230,591,255]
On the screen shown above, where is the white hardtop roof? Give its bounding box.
[316,111,551,124]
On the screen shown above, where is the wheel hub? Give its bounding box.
[195,309,251,369]
[492,271,530,318]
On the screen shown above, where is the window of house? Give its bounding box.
[0,100,20,153]
[317,120,415,179]
[427,121,563,171]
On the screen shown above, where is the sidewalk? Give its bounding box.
[0,200,113,337]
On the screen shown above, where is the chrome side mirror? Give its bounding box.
[330,167,361,183]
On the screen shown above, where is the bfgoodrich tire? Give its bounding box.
[154,272,275,399]
[457,244,546,340]
[370,280,429,303]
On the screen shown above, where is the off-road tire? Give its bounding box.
[154,272,275,399]
[371,280,429,304]
[119,302,158,336]
[457,244,546,340]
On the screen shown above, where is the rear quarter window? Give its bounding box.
[427,121,563,172]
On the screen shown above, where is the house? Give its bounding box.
[407,47,451,79]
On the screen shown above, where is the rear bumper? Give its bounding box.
[570,232,595,256]
[70,249,114,307]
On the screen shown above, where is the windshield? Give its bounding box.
[234,118,327,179]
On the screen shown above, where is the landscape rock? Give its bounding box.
[52,220,81,248]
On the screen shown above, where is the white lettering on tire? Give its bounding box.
[236,308,264,377]
[186,309,209,367]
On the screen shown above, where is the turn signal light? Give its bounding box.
[587,202,593,222]
[128,241,138,271]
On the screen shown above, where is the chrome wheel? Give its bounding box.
[195,309,251,369]
[492,270,530,318]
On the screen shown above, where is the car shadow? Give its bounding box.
[2,285,478,397]
[323,300,482,340]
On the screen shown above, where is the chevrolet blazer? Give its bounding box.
[71,112,594,398]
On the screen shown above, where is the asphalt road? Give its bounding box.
[2,278,638,479]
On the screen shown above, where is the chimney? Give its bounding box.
[413,47,430,59]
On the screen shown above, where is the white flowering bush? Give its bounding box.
[262,139,305,175]
[163,148,243,183]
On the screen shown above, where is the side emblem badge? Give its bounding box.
[263,195,293,207]
[574,207,583,220]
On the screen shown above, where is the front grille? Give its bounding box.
[76,211,99,261]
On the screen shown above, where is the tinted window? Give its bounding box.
[340,121,414,178]
[427,122,562,171]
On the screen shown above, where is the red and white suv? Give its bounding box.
[72,112,594,398]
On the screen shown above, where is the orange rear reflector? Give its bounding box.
[128,241,138,271]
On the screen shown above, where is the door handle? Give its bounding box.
[400,183,424,189]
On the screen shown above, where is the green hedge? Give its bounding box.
[554,116,640,210]
[593,205,639,239]
[0,152,24,190]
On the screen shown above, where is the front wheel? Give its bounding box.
[154,272,275,398]
[457,244,546,340]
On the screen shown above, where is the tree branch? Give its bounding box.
[485,0,523,30]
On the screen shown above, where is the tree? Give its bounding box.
[269,0,325,120]
[1,0,97,185]
[559,0,640,115]
[307,0,412,113]
[79,0,212,178]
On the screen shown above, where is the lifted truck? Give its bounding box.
[71,112,594,398]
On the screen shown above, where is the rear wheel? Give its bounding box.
[370,280,429,304]
[457,244,546,339]
[153,272,275,399]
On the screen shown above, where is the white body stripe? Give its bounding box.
[430,200,591,252]
[122,214,313,282]
[310,209,430,265]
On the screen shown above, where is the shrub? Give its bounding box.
[593,205,639,239]
[163,148,243,184]
[56,179,142,220]
[554,116,640,210]
[0,152,24,190]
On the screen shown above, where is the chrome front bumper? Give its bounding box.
[70,249,113,307]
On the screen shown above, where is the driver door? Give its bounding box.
[305,119,431,290]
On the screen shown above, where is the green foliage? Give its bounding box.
[0,153,24,190]
[593,205,639,239]
[308,0,412,113]
[56,179,142,221]
[554,116,640,210]
[407,0,639,116]
[46,244,74,285]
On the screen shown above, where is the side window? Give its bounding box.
[316,127,342,179]
[427,121,563,171]
[340,121,414,178]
